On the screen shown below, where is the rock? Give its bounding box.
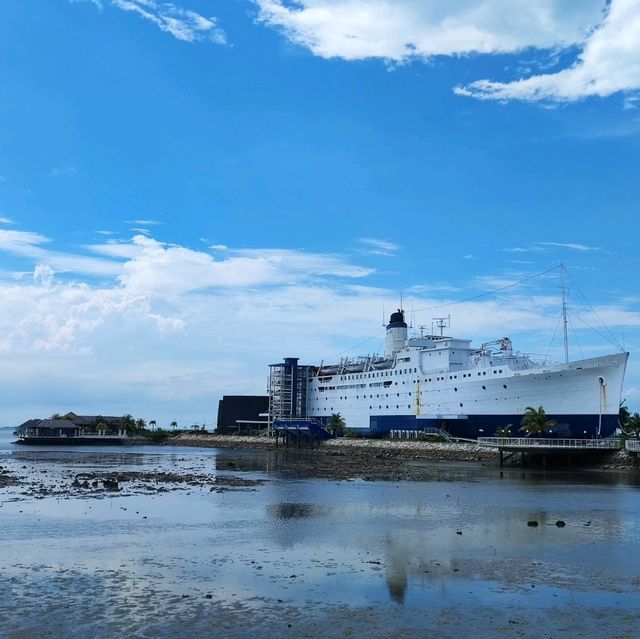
[103,478,120,491]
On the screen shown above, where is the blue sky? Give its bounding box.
[1,0,639,425]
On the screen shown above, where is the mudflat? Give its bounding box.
[1,442,639,639]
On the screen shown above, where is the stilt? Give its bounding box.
[499,450,504,467]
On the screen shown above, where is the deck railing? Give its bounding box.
[625,439,640,452]
[478,437,622,450]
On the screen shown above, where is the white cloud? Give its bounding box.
[254,0,603,60]
[118,238,373,294]
[125,218,161,225]
[110,0,227,43]
[70,0,104,8]
[358,237,399,256]
[0,215,15,225]
[504,242,602,253]
[457,0,640,102]
[50,165,78,177]
[539,242,602,252]
[0,229,122,276]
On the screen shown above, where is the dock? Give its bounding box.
[477,437,622,466]
[273,418,332,448]
[626,439,640,454]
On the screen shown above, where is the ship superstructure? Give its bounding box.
[268,309,628,439]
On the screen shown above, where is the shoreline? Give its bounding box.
[168,433,640,473]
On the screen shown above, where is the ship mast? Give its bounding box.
[560,264,569,364]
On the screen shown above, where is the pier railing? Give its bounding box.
[625,439,640,452]
[477,437,622,450]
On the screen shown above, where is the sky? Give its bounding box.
[1,0,639,426]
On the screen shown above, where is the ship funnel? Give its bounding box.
[385,309,408,359]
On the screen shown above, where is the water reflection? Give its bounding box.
[266,502,333,520]
[1,435,640,636]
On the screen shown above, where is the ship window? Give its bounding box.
[454,387,457,391]
[483,372,487,376]
[503,384,507,389]
[386,405,388,409]
[408,405,411,409]
[409,392,412,396]
[396,405,399,409]
[482,385,486,390]
[499,369,503,373]
[460,403,463,407]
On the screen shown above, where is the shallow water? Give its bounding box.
[1,427,639,638]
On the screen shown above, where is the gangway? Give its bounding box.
[273,418,332,447]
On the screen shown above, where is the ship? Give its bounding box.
[268,309,628,439]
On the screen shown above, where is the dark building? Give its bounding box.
[216,395,269,434]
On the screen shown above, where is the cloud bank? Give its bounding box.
[0,229,637,424]
[254,0,603,60]
[255,0,640,103]
[457,0,640,102]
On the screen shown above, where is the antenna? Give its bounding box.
[432,315,450,336]
[560,264,569,364]
[382,300,386,327]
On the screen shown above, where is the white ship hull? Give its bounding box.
[305,352,627,438]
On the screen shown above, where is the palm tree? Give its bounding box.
[136,418,147,430]
[149,420,157,431]
[328,413,346,436]
[170,420,178,431]
[619,403,630,431]
[519,406,556,437]
[623,412,640,439]
[495,425,512,437]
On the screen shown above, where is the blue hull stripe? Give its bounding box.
[365,414,619,439]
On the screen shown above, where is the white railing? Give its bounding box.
[478,437,622,450]
[625,439,640,452]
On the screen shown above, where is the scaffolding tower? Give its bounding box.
[268,357,310,434]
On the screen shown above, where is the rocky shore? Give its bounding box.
[169,433,640,475]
